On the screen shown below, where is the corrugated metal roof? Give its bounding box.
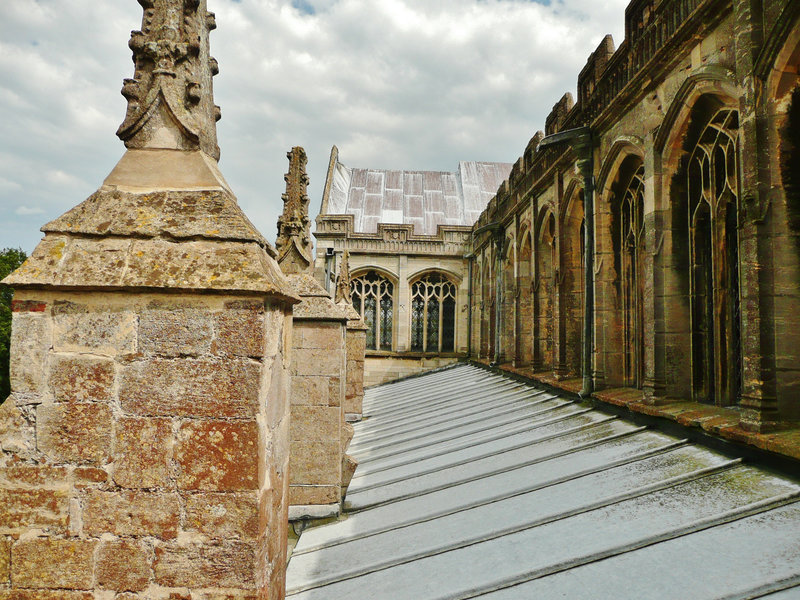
[286,364,800,599]
[325,160,512,235]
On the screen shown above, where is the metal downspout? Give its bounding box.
[538,127,595,397]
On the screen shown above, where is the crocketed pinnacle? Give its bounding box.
[117,0,222,160]
[276,146,314,275]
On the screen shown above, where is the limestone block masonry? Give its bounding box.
[1,290,294,598]
[0,1,300,596]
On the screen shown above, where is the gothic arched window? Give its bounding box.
[410,273,457,353]
[620,163,645,388]
[688,107,741,405]
[351,271,394,351]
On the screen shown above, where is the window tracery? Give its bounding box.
[351,271,394,351]
[688,107,741,405]
[410,273,457,353]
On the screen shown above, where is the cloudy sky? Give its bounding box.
[0,0,627,254]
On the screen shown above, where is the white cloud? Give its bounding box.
[15,206,45,216]
[0,0,628,253]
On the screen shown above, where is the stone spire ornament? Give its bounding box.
[117,0,221,160]
[276,147,314,274]
[335,250,352,305]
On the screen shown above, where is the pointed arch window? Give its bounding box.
[351,271,394,351]
[410,273,457,353]
[688,108,741,405]
[620,164,645,387]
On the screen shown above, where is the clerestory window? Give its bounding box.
[410,273,457,353]
[351,271,394,351]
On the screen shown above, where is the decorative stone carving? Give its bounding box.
[335,250,352,305]
[117,0,221,160]
[277,147,314,274]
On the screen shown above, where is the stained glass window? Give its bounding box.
[410,273,457,353]
[351,271,394,351]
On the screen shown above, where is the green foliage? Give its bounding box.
[0,248,27,402]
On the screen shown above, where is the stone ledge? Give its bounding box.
[471,359,800,464]
[289,503,340,521]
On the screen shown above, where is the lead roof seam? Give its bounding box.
[350,412,614,477]
[448,494,800,600]
[286,460,746,594]
[361,378,521,414]
[352,407,598,466]
[293,434,685,556]
[349,397,567,451]
[351,393,558,442]
[356,383,533,425]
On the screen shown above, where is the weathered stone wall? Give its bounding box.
[1,290,292,598]
[288,319,347,517]
[344,323,367,421]
[468,0,800,432]
[363,356,462,387]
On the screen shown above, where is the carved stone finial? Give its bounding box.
[335,250,352,304]
[276,146,313,274]
[117,0,221,160]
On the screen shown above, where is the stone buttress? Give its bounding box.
[0,1,298,598]
[276,148,357,519]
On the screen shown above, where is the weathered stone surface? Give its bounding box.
[47,354,115,402]
[37,403,113,465]
[185,492,259,541]
[288,485,340,506]
[0,402,35,458]
[176,421,259,491]
[8,237,297,302]
[290,406,339,441]
[11,539,96,589]
[342,454,358,491]
[45,188,270,247]
[139,308,214,356]
[96,539,151,592]
[153,542,256,587]
[0,537,8,583]
[0,592,94,600]
[292,349,343,377]
[276,147,314,274]
[296,321,343,350]
[72,466,109,487]
[114,417,172,489]
[214,309,267,357]
[0,488,68,533]
[0,465,67,487]
[119,358,260,418]
[52,304,137,356]
[9,313,51,394]
[290,376,328,406]
[83,490,180,539]
[289,441,340,485]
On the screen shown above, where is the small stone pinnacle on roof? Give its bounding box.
[117,0,222,160]
[335,250,352,305]
[276,146,314,274]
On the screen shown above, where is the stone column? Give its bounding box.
[0,3,299,597]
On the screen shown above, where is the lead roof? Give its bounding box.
[286,364,800,599]
[324,159,513,235]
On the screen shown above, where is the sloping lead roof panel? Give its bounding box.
[326,160,512,235]
[286,364,800,599]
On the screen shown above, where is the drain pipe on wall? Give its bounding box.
[538,126,595,397]
[473,222,505,367]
